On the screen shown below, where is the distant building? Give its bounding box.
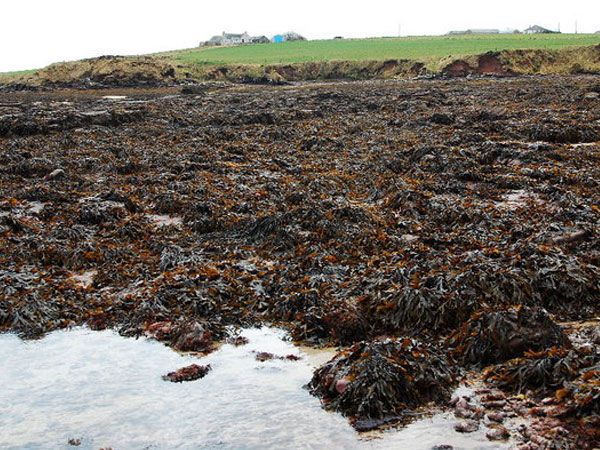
[206,32,251,46]
[447,29,500,35]
[251,35,270,44]
[523,25,558,34]
[203,32,273,46]
[469,29,500,34]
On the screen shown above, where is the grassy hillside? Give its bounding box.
[0,69,37,82]
[2,34,600,86]
[173,34,600,66]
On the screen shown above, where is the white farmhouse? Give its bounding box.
[207,32,251,46]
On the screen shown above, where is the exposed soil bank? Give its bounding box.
[3,45,600,89]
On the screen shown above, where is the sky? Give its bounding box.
[1,0,599,72]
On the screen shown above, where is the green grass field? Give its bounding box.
[173,34,600,66]
[0,69,37,80]
[2,34,600,81]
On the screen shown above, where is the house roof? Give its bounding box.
[525,25,552,32]
[223,32,248,39]
[447,29,499,35]
[468,29,500,33]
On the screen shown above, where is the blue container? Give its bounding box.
[272,35,284,43]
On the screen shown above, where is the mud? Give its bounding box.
[1,74,600,446]
[442,53,515,78]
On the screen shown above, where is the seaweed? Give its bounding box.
[308,338,456,421]
[1,75,600,444]
[162,364,212,383]
[448,306,570,366]
[484,347,593,394]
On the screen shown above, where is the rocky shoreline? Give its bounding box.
[1,75,599,448]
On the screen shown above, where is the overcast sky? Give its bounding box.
[1,0,599,72]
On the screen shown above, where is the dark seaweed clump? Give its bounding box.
[308,338,456,420]
[567,366,600,415]
[484,347,594,393]
[448,306,570,366]
[1,76,600,445]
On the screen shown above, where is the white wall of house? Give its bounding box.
[222,33,250,45]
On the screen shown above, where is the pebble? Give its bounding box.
[486,424,510,441]
[335,378,351,394]
[529,406,547,417]
[487,412,506,423]
[162,364,211,383]
[454,420,479,433]
[482,399,507,409]
[455,407,476,419]
[255,352,275,362]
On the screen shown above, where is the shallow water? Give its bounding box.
[146,213,183,228]
[0,327,511,450]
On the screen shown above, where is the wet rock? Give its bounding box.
[335,378,351,394]
[454,420,479,433]
[482,399,507,409]
[162,364,211,382]
[67,438,81,446]
[486,424,510,441]
[44,168,65,181]
[255,351,275,362]
[309,338,456,421]
[226,336,249,346]
[353,416,405,432]
[481,392,506,402]
[453,395,483,420]
[254,351,301,362]
[147,321,214,353]
[449,306,570,366]
[454,406,483,420]
[487,412,506,423]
